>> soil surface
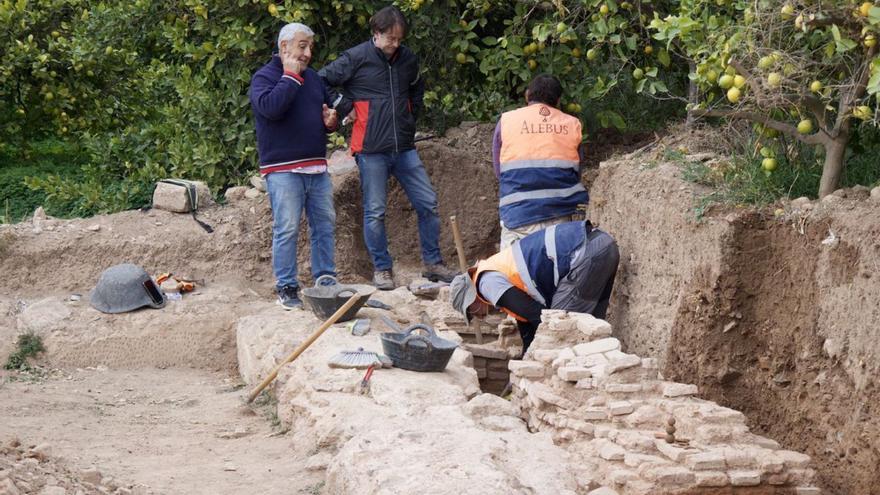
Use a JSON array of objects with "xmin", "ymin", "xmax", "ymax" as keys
[{"xmin": 0, "ymin": 367, "xmax": 323, "ymax": 495}]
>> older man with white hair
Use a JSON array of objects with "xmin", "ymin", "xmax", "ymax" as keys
[{"xmin": 250, "ymin": 23, "xmax": 339, "ymax": 309}]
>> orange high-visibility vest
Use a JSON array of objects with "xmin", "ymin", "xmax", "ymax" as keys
[{"xmin": 470, "ymin": 249, "xmax": 529, "ymax": 322}]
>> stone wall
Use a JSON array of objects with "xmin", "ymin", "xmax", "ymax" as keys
[{"xmin": 510, "ymin": 310, "xmax": 819, "ymax": 495}]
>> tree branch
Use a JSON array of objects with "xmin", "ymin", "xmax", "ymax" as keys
[
  {"xmin": 690, "ymin": 108, "xmax": 831, "ymax": 146},
  {"xmin": 834, "ymin": 44, "xmax": 878, "ymax": 135}
]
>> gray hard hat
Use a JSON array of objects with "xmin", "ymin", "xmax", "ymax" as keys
[
  {"xmin": 450, "ymin": 272, "xmax": 477, "ymax": 324},
  {"xmin": 89, "ymin": 263, "xmax": 166, "ymax": 314}
]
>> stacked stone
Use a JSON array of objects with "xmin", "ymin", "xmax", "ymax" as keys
[{"xmin": 509, "ymin": 310, "xmax": 821, "ymax": 495}]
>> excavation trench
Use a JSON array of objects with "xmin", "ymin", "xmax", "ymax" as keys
[{"xmin": 0, "ymin": 124, "xmax": 876, "ymax": 494}]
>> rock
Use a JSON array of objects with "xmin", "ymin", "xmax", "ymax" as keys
[
  {"xmin": 304, "ymin": 452, "xmax": 332, "ymax": 471},
  {"xmin": 0, "ymin": 479, "xmax": 21, "ymax": 495},
  {"xmin": 18, "ymin": 297, "xmax": 71, "ymax": 334},
  {"xmin": 596, "ymin": 439, "xmax": 626, "ymax": 461},
  {"xmin": 728, "ymin": 470, "xmax": 761, "ymax": 486},
  {"xmin": 574, "ymin": 314, "xmax": 613, "ymax": 338},
  {"xmin": 249, "ymin": 175, "xmax": 266, "ymax": 192},
  {"xmin": 850, "ymin": 185, "xmax": 871, "ymax": 199},
  {"xmin": 508, "ymin": 360, "xmax": 545, "ymax": 378},
  {"xmin": 605, "ymin": 354, "xmax": 641, "ymax": 374},
  {"xmin": 573, "ymin": 338, "xmax": 620, "ymax": 356},
  {"xmin": 608, "ymin": 401, "xmax": 634, "ymax": 416},
  {"xmin": 30, "ymin": 442, "xmax": 52, "ymax": 459},
  {"xmin": 686, "ymin": 452, "xmax": 726, "ymax": 471},
  {"xmin": 33, "ymin": 206, "xmax": 48, "ymax": 221},
  {"xmin": 822, "ymin": 338, "xmax": 844, "ymax": 360},
  {"xmin": 243, "ymin": 188, "xmax": 262, "ymax": 200},
  {"xmin": 328, "ymin": 150, "xmax": 357, "ymax": 175},
  {"xmin": 86, "ymin": 224, "xmax": 101, "ymax": 232},
  {"xmin": 587, "ymin": 488, "xmax": 620, "ymax": 495},
  {"xmin": 661, "ymin": 382, "xmax": 698, "ymax": 398},
  {"xmin": 462, "ymin": 393, "xmax": 517, "ymax": 419},
  {"xmin": 832, "ymin": 188, "xmax": 847, "ymax": 198},
  {"xmin": 870, "ymin": 186, "xmax": 880, "ymax": 202},
  {"xmin": 82, "ymin": 468, "xmax": 103, "ymax": 485},
  {"xmin": 152, "ymin": 180, "xmax": 213, "ymax": 213},
  {"xmin": 224, "ymin": 186, "xmax": 248, "ymax": 202},
  {"xmin": 557, "ymin": 366, "xmax": 591, "ymax": 382},
  {"xmin": 790, "ymin": 196, "xmax": 811, "ymax": 210},
  {"xmin": 821, "ymin": 193, "xmax": 842, "ymax": 204}
]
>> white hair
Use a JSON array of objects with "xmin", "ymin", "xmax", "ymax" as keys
[{"xmin": 277, "ymin": 23, "xmax": 314, "ymax": 51}]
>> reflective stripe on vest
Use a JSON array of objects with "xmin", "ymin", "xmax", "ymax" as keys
[
  {"xmin": 498, "ymin": 105, "xmax": 586, "ymax": 228},
  {"xmin": 544, "ymin": 225, "xmax": 559, "ymax": 286}
]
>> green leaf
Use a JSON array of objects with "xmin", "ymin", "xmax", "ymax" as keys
[
  {"xmin": 657, "ymin": 48, "xmax": 671, "ymax": 68},
  {"xmin": 596, "ymin": 109, "xmax": 626, "ymax": 130}
]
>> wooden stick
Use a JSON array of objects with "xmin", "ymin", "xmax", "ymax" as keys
[
  {"xmin": 449, "ymin": 215, "xmax": 468, "ymax": 273},
  {"xmin": 246, "ymin": 294, "xmax": 360, "ymax": 403},
  {"xmin": 449, "ymin": 215, "xmax": 482, "ymax": 344}
]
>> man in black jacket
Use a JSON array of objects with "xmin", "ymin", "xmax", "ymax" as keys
[{"xmin": 319, "ymin": 6, "xmax": 458, "ymax": 290}]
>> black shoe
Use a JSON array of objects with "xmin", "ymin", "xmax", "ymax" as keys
[
  {"xmin": 422, "ymin": 263, "xmax": 459, "ymax": 283},
  {"xmin": 276, "ymin": 285, "xmax": 302, "ymax": 310}
]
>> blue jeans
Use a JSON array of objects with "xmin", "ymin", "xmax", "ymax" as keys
[
  {"xmin": 356, "ymin": 150, "xmax": 442, "ymax": 271},
  {"xmin": 265, "ymin": 172, "xmax": 336, "ymax": 289}
]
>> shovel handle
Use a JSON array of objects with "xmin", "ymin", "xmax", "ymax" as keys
[{"xmin": 246, "ymin": 293, "xmax": 361, "ymax": 403}]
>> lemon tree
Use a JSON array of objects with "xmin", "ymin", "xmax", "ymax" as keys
[{"xmin": 652, "ymin": 0, "xmax": 880, "ymax": 197}]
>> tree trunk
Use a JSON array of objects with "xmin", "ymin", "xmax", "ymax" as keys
[{"xmin": 818, "ymin": 136, "xmax": 848, "ymax": 198}]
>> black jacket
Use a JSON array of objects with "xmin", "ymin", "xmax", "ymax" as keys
[{"xmin": 318, "ymin": 40, "xmax": 424, "ymax": 154}]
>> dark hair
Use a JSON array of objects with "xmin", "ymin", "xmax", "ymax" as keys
[
  {"xmin": 527, "ymin": 74, "xmax": 563, "ymax": 106},
  {"xmin": 370, "ymin": 6, "xmax": 408, "ymax": 36}
]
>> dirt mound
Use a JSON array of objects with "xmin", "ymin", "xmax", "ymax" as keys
[{"xmin": 591, "ymin": 148, "xmax": 880, "ymax": 495}]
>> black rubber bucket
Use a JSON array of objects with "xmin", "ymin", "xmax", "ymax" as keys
[
  {"xmin": 301, "ymin": 276, "xmax": 376, "ymax": 323},
  {"xmin": 380, "ymin": 324, "xmax": 457, "ymax": 372}
]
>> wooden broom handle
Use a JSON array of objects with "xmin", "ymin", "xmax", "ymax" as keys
[{"xmin": 246, "ymin": 294, "xmax": 361, "ymax": 404}]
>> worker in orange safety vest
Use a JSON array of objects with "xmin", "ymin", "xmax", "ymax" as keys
[
  {"xmin": 450, "ymin": 220, "xmax": 618, "ymax": 354},
  {"xmin": 492, "ymin": 74, "xmax": 588, "ymax": 248}
]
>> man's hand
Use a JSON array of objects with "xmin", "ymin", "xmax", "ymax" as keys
[
  {"xmin": 322, "ymin": 104, "xmax": 338, "ymax": 129},
  {"xmin": 341, "ymin": 108, "xmax": 357, "ymax": 126},
  {"xmin": 281, "ymin": 45, "xmax": 306, "ymax": 75}
]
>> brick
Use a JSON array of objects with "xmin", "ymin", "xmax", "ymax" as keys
[
  {"xmin": 588, "ymin": 364, "xmax": 608, "ymax": 380},
  {"xmin": 563, "ymin": 418, "xmax": 594, "ymax": 435},
  {"xmin": 686, "ymin": 452, "xmax": 726, "ymax": 471},
  {"xmin": 638, "ymin": 465, "xmax": 696, "ymax": 485},
  {"xmin": 574, "ymin": 353, "xmax": 609, "ymax": 368},
  {"xmin": 614, "ymin": 431, "xmax": 654, "ymax": 452},
  {"xmin": 604, "ymin": 349, "xmax": 628, "ymax": 360},
  {"xmin": 464, "ymin": 343, "xmax": 508, "ymax": 359},
  {"xmin": 557, "ymin": 366, "xmax": 591, "ymax": 382},
  {"xmin": 795, "ymin": 487, "xmax": 822, "ymax": 495},
  {"xmin": 776, "ymin": 450, "xmax": 812, "ymax": 469},
  {"xmin": 594, "ymin": 425, "xmax": 615, "ymax": 438},
  {"xmin": 575, "ymin": 314, "xmax": 613, "ymax": 338},
  {"xmin": 587, "ymin": 397, "xmax": 606, "ymax": 407},
  {"xmin": 655, "ymin": 440, "xmax": 698, "ymax": 463},
  {"xmin": 728, "ymin": 470, "xmax": 761, "ymax": 486},
  {"xmin": 476, "ymin": 368, "xmax": 487, "ymax": 379},
  {"xmin": 549, "ymin": 318, "xmax": 578, "ymax": 332},
  {"xmin": 624, "ymin": 453, "xmax": 667, "ymax": 468},
  {"xmin": 756, "ymin": 451, "xmax": 784, "ymax": 474},
  {"xmin": 575, "ymin": 378, "xmax": 594, "ymax": 389},
  {"xmin": 622, "ymin": 405, "xmax": 663, "ymax": 428},
  {"xmin": 641, "ymin": 357, "xmax": 658, "ymax": 369},
  {"xmin": 606, "ymin": 354, "xmax": 642, "ymax": 374},
  {"xmin": 473, "ymin": 357, "xmax": 487, "ymax": 368},
  {"xmin": 508, "ymin": 360, "xmax": 545, "ymax": 378},
  {"xmin": 661, "ymin": 382, "xmax": 699, "ymax": 397},
  {"xmin": 581, "ymin": 407, "xmax": 609, "ymax": 421},
  {"xmin": 487, "ymin": 369, "xmax": 509, "ymax": 380},
  {"xmin": 573, "ymin": 338, "xmax": 620, "ymax": 356},
  {"xmin": 604, "ymin": 383, "xmax": 641, "ymax": 394},
  {"xmin": 531, "ymin": 349, "xmax": 559, "ymax": 364},
  {"xmin": 697, "ymin": 424, "xmax": 747, "ymax": 444},
  {"xmin": 608, "ymin": 401, "xmax": 634, "ymax": 416},
  {"xmin": 597, "ymin": 439, "xmax": 626, "ymax": 461},
  {"xmin": 698, "ymin": 404, "xmax": 746, "ymax": 424},
  {"xmin": 695, "ymin": 471, "xmax": 729, "ymax": 487},
  {"xmin": 722, "ymin": 447, "xmax": 756, "ymax": 469}
]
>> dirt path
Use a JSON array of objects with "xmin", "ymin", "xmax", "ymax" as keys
[{"xmin": 0, "ymin": 367, "xmax": 323, "ymax": 494}]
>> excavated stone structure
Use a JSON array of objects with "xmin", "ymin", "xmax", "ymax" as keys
[
  {"xmin": 511, "ymin": 310, "xmax": 820, "ymax": 494},
  {"xmin": 237, "ymin": 288, "xmax": 821, "ymax": 495}
]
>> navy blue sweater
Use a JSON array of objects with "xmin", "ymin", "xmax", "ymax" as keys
[{"xmin": 250, "ymin": 56, "xmax": 335, "ymax": 175}]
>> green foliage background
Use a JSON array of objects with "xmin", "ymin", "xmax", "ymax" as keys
[{"xmin": 1, "ymin": 0, "xmax": 686, "ymax": 217}]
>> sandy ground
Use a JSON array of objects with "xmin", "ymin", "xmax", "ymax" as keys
[{"xmin": 0, "ymin": 367, "xmax": 324, "ymax": 494}]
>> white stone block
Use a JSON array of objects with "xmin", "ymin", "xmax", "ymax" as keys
[
  {"xmin": 574, "ymin": 353, "xmax": 609, "ymax": 368},
  {"xmin": 574, "ymin": 378, "xmax": 594, "ymax": 389},
  {"xmin": 795, "ymin": 488, "xmax": 822, "ymax": 495},
  {"xmin": 508, "ymin": 360, "xmax": 546, "ymax": 378},
  {"xmin": 722, "ymin": 447, "xmax": 756, "ymax": 468},
  {"xmin": 558, "ymin": 366, "xmax": 591, "ymax": 382},
  {"xmin": 531, "ymin": 349, "xmax": 560, "ymax": 364},
  {"xmin": 604, "ymin": 383, "xmax": 641, "ymax": 394},
  {"xmin": 587, "ymin": 487, "xmax": 619, "ymax": 495},
  {"xmin": 573, "ymin": 338, "xmax": 620, "ymax": 356},
  {"xmin": 608, "ymin": 401, "xmax": 634, "ymax": 416},
  {"xmin": 606, "ymin": 354, "xmax": 642, "ymax": 374},
  {"xmin": 152, "ymin": 180, "xmax": 213, "ymax": 213},
  {"xmin": 638, "ymin": 465, "xmax": 696, "ymax": 485},
  {"xmin": 695, "ymin": 471, "xmax": 729, "ymax": 487},
  {"xmin": 728, "ymin": 470, "xmax": 761, "ymax": 486},
  {"xmin": 597, "ymin": 440, "xmax": 626, "ymax": 461},
  {"xmin": 776, "ymin": 450, "xmax": 812, "ymax": 469},
  {"xmin": 581, "ymin": 407, "xmax": 608, "ymax": 421},
  {"xmin": 624, "ymin": 453, "xmax": 667, "ymax": 468},
  {"xmin": 686, "ymin": 452, "xmax": 726, "ymax": 471},
  {"xmin": 574, "ymin": 314, "xmax": 613, "ymax": 338},
  {"xmin": 661, "ymin": 382, "xmax": 699, "ymax": 397}
]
